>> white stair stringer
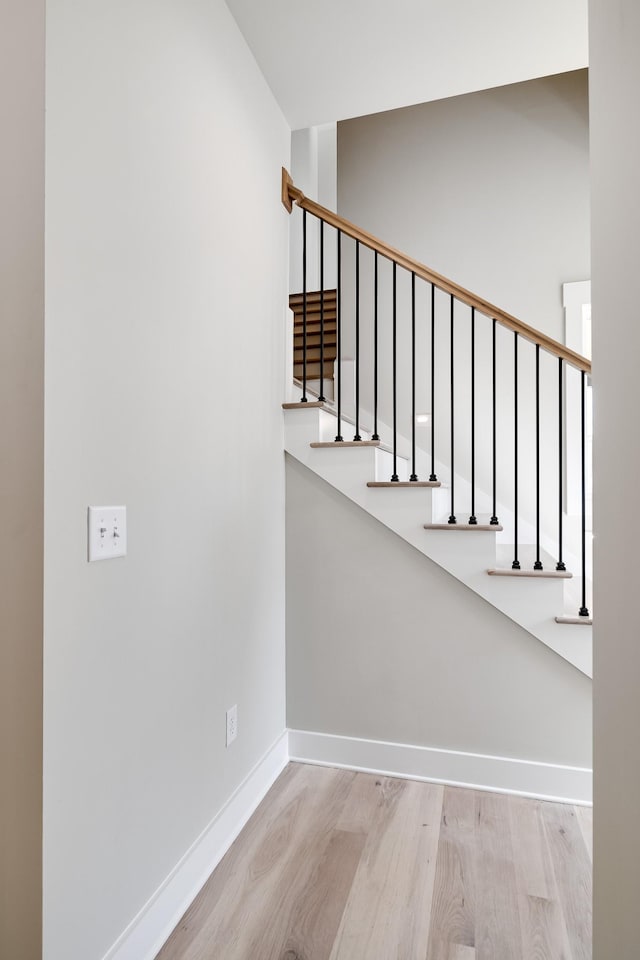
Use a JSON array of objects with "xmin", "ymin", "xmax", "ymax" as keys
[
  {"xmin": 284, "ymin": 406, "xmax": 592, "ymax": 678},
  {"xmin": 291, "ymin": 377, "xmax": 592, "ymax": 602}
]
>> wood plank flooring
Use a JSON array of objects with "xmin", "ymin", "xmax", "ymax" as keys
[{"xmin": 156, "ymin": 763, "xmax": 592, "ymax": 960}]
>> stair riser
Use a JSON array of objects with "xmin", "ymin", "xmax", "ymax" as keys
[
  {"xmin": 284, "ymin": 407, "xmax": 333, "ymax": 450},
  {"xmin": 298, "ymin": 379, "xmax": 335, "ymax": 402},
  {"xmin": 421, "ymin": 530, "xmax": 500, "ymax": 578},
  {"xmin": 294, "ymin": 362, "xmax": 335, "ymax": 380},
  {"xmin": 363, "ymin": 486, "xmax": 440, "ymax": 529},
  {"xmin": 292, "ymin": 313, "xmax": 337, "ymax": 325},
  {"xmin": 375, "ymin": 447, "xmax": 409, "ymax": 482},
  {"xmin": 308, "ymin": 446, "xmax": 382, "ymax": 502},
  {"xmin": 294, "ymin": 349, "xmax": 337, "ymax": 363},
  {"xmin": 290, "ymin": 293, "xmax": 337, "ymax": 308},
  {"xmin": 293, "ymin": 325, "xmax": 337, "ymax": 339},
  {"xmin": 293, "ymin": 333, "xmax": 337, "ymax": 353},
  {"xmin": 483, "ymin": 576, "xmax": 567, "ymax": 630}
]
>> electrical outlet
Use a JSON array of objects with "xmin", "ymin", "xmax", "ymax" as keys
[{"xmin": 226, "ymin": 705, "xmax": 238, "ymax": 747}]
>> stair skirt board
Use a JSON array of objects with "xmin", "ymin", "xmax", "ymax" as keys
[
  {"xmin": 488, "ymin": 568, "xmax": 574, "ymax": 579},
  {"xmin": 283, "ymin": 405, "xmax": 592, "ymax": 677},
  {"xmin": 102, "ymin": 731, "xmax": 289, "ymax": 960},
  {"xmin": 288, "ymin": 731, "xmax": 592, "ymax": 806},
  {"xmin": 424, "ymin": 523, "xmax": 504, "ymax": 532}
]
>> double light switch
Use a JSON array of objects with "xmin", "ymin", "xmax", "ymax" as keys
[{"xmin": 88, "ymin": 506, "xmax": 127, "ymax": 561}]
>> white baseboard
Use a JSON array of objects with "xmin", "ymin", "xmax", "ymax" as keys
[
  {"xmin": 102, "ymin": 730, "xmax": 289, "ymax": 960},
  {"xmin": 288, "ymin": 729, "xmax": 592, "ymax": 806}
]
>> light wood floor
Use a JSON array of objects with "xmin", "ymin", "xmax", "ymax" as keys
[{"xmin": 156, "ymin": 763, "xmax": 592, "ymax": 960}]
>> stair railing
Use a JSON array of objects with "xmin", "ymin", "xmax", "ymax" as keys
[{"xmin": 282, "ymin": 168, "xmax": 592, "ymax": 619}]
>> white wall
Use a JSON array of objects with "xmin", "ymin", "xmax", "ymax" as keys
[
  {"xmin": 286, "ymin": 456, "xmax": 592, "ymax": 769},
  {"xmin": 317, "ymin": 124, "xmax": 337, "ymax": 214},
  {"xmin": 226, "ymin": 0, "xmax": 588, "ymax": 129},
  {"xmin": 289, "ymin": 127, "xmax": 319, "ymax": 293},
  {"xmin": 0, "ymin": 2, "xmax": 45, "ymax": 958},
  {"xmin": 590, "ymin": 1, "xmax": 640, "ymax": 955},
  {"xmin": 289, "ymin": 124, "xmax": 337, "ymax": 292},
  {"xmin": 43, "ymin": 3, "xmax": 289, "ymax": 958}
]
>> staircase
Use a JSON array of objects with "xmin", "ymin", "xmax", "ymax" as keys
[
  {"xmin": 282, "ymin": 168, "xmax": 592, "ymax": 679},
  {"xmin": 290, "ymin": 289, "xmax": 337, "ymax": 389}
]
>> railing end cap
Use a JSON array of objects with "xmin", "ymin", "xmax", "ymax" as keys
[{"xmin": 281, "ymin": 167, "xmax": 304, "ymax": 213}]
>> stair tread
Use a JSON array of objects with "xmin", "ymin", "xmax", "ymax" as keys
[
  {"xmin": 290, "ymin": 289, "xmax": 337, "ymax": 303},
  {"xmin": 424, "ymin": 522, "xmax": 504, "ymax": 532},
  {"xmin": 294, "ymin": 322, "xmax": 337, "ymax": 331},
  {"xmin": 367, "ymin": 480, "xmax": 441, "ymax": 488},
  {"xmin": 293, "ymin": 330, "xmax": 338, "ymax": 349},
  {"xmin": 294, "ymin": 359, "xmax": 337, "ymax": 366},
  {"xmin": 555, "ymin": 615, "xmax": 593, "ymax": 625},
  {"xmin": 310, "ymin": 440, "xmax": 381, "ymax": 448},
  {"xmin": 282, "ymin": 401, "xmax": 329, "ymax": 409},
  {"xmin": 294, "ymin": 349, "xmax": 338, "ymax": 359},
  {"xmin": 294, "ymin": 365, "xmax": 335, "ymax": 377},
  {"xmin": 294, "ymin": 362, "xmax": 335, "ymax": 368},
  {"xmin": 294, "ymin": 357, "xmax": 335, "ymax": 364},
  {"xmin": 290, "ymin": 306, "xmax": 336, "ymax": 316},
  {"xmin": 488, "ymin": 567, "xmax": 573, "ymax": 579},
  {"xmin": 294, "ymin": 324, "xmax": 337, "ymax": 332}
]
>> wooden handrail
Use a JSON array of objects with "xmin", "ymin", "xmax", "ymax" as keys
[{"xmin": 281, "ymin": 168, "xmax": 591, "ymax": 374}]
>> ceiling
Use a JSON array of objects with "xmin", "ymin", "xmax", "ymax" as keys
[{"xmin": 225, "ymin": 0, "xmax": 588, "ymax": 129}]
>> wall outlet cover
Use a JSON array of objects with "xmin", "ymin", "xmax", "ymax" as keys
[{"xmin": 226, "ymin": 705, "xmax": 238, "ymax": 747}]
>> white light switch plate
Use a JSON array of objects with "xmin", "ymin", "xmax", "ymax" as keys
[{"xmin": 88, "ymin": 506, "xmax": 127, "ymax": 561}]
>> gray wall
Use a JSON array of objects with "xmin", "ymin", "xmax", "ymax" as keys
[
  {"xmin": 43, "ymin": 2, "xmax": 289, "ymax": 958},
  {"xmin": 0, "ymin": 2, "xmax": 44, "ymax": 958},
  {"xmin": 338, "ymin": 70, "xmax": 589, "ymax": 341},
  {"xmin": 286, "ymin": 455, "xmax": 592, "ymax": 769},
  {"xmin": 590, "ymin": 2, "xmax": 640, "ymax": 956},
  {"xmin": 333, "ymin": 73, "xmax": 590, "ymax": 556}
]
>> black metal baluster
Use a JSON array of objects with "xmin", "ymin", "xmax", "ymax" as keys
[
  {"xmin": 579, "ymin": 370, "xmax": 590, "ymax": 617},
  {"xmin": 334, "ymin": 229, "xmax": 343, "ymax": 442},
  {"xmin": 469, "ymin": 307, "xmax": 477, "ymax": 524},
  {"xmin": 410, "ymin": 272, "xmax": 418, "ymax": 481},
  {"xmin": 490, "ymin": 319, "xmax": 499, "ymax": 525},
  {"xmin": 372, "ymin": 251, "xmax": 380, "ymax": 441},
  {"xmin": 301, "ymin": 209, "xmax": 307, "ymax": 402},
  {"xmin": 429, "ymin": 284, "xmax": 438, "ymax": 482},
  {"xmin": 448, "ymin": 295, "xmax": 456, "ymax": 524},
  {"xmin": 354, "ymin": 240, "xmax": 362, "ymax": 441},
  {"xmin": 556, "ymin": 358, "xmax": 566, "ymax": 571},
  {"xmin": 318, "ymin": 220, "xmax": 325, "ymax": 402},
  {"xmin": 391, "ymin": 262, "xmax": 399, "ymax": 481},
  {"xmin": 512, "ymin": 332, "xmax": 520, "ymax": 569},
  {"xmin": 534, "ymin": 344, "xmax": 543, "ymax": 570}
]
